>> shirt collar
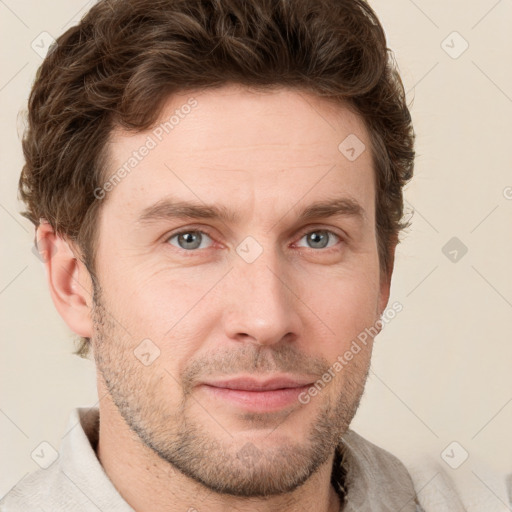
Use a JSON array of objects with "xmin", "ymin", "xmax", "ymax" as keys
[{"xmin": 336, "ymin": 429, "xmax": 419, "ymax": 511}]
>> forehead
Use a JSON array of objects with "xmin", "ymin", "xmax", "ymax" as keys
[{"xmin": 102, "ymin": 85, "xmax": 374, "ymax": 223}]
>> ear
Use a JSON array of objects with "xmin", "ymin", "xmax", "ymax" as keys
[
  {"xmin": 35, "ymin": 220, "xmax": 94, "ymax": 338},
  {"xmin": 377, "ymin": 236, "xmax": 398, "ymax": 318}
]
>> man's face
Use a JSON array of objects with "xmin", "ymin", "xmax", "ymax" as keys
[{"xmin": 90, "ymin": 85, "xmax": 390, "ymax": 496}]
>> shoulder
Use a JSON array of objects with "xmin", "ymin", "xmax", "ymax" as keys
[
  {"xmin": 405, "ymin": 453, "xmax": 511, "ymax": 512},
  {"xmin": 347, "ymin": 434, "xmax": 512, "ymax": 512},
  {"xmin": 0, "ymin": 407, "xmax": 116, "ymax": 512},
  {"xmin": 0, "ymin": 464, "xmax": 71, "ymax": 511}
]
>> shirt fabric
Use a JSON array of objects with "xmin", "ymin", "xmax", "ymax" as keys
[{"xmin": 0, "ymin": 407, "xmax": 444, "ymax": 511}]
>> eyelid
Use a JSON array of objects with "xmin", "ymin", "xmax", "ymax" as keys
[{"xmin": 294, "ymin": 223, "xmax": 345, "ymax": 239}]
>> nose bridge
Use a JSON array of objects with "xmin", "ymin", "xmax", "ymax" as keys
[{"xmin": 222, "ymin": 239, "xmax": 300, "ymax": 345}]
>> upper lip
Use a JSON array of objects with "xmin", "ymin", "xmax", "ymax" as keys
[{"xmin": 201, "ymin": 375, "xmax": 315, "ymax": 391}]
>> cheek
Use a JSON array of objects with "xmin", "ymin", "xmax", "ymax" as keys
[
  {"xmin": 99, "ymin": 267, "xmax": 221, "ymax": 368},
  {"xmin": 300, "ymin": 267, "xmax": 381, "ymax": 351}
]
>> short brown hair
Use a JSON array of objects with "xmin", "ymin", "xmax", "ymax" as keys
[{"xmin": 19, "ymin": 0, "xmax": 415, "ymax": 358}]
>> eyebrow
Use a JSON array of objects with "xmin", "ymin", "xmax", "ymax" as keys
[{"xmin": 136, "ymin": 196, "xmax": 366, "ymax": 226}]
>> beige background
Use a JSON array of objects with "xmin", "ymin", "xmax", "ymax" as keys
[{"xmin": 1, "ymin": 0, "xmax": 511, "ymax": 504}]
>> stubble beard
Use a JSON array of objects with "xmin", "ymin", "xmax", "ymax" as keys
[{"xmin": 91, "ymin": 291, "xmax": 370, "ymax": 497}]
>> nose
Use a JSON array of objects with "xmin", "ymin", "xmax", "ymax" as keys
[{"xmin": 221, "ymin": 247, "xmax": 302, "ymax": 347}]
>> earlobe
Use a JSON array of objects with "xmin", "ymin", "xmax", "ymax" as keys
[{"xmin": 36, "ymin": 220, "xmax": 94, "ymax": 338}]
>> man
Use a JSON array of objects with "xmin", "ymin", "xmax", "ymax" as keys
[{"xmin": 2, "ymin": 0, "xmax": 432, "ymax": 510}]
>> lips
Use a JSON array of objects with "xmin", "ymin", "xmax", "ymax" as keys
[
  {"xmin": 198, "ymin": 375, "xmax": 315, "ymax": 412},
  {"xmin": 201, "ymin": 376, "xmax": 315, "ymax": 391}
]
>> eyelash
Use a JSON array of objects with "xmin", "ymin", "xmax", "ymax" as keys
[{"xmin": 164, "ymin": 225, "xmax": 344, "ymax": 256}]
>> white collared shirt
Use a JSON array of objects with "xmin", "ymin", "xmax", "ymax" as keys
[{"xmin": 4, "ymin": 407, "xmax": 500, "ymax": 511}]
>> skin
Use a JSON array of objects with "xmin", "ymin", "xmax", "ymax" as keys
[{"xmin": 38, "ymin": 84, "xmax": 396, "ymax": 512}]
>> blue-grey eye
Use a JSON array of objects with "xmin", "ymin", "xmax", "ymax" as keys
[
  {"xmin": 168, "ymin": 231, "xmax": 213, "ymax": 250},
  {"xmin": 297, "ymin": 230, "xmax": 339, "ymax": 249}
]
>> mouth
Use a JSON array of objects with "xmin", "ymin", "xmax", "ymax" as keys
[{"xmin": 198, "ymin": 375, "xmax": 315, "ymax": 412}]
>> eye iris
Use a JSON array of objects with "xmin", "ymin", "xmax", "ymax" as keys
[
  {"xmin": 307, "ymin": 231, "xmax": 329, "ymax": 249},
  {"xmin": 178, "ymin": 231, "xmax": 202, "ymax": 250}
]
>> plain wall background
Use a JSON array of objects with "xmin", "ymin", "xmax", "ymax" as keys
[{"xmin": 1, "ymin": 0, "xmax": 511, "ymax": 502}]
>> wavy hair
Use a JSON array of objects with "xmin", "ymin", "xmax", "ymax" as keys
[{"xmin": 19, "ymin": 0, "xmax": 415, "ymax": 357}]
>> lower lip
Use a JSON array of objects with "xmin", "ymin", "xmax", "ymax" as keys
[{"xmin": 200, "ymin": 384, "xmax": 311, "ymax": 412}]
